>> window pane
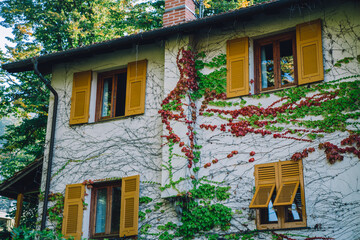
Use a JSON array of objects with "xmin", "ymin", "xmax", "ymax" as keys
[
  {"xmin": 101, "ymin": 77, "xmax": 113, "ymax": 117},
  {"xmin": 260, "ymin": 189, "xmax": 278, "ymax": 224},
  {"xmin": 95, "ymin": 188, "xmax": 107, "ymax": 233},
  {"xmin": 260, "ymin": 44, "xmax": 274, "ymax": 89},
  {"xmin": 280, "ymin": 40, "xmax": 294, "ymax": 85},
  {"xmin": 111, "ymin": 187, "xmax": 121, "ymax": 233},
  {"xmin": 115, "ymin": 73, "xmax": 127, "ymax": 117},
  {"xmin": 284, "ymin": 187, "xmax": 303, "ymax": 222}
]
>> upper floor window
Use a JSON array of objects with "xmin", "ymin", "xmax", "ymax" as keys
[
  {"xmin": 226, "ymin": 19, "xmax": 324, "ymax": 98},
  {"xmin": 69, "ymin": 60, "xmax": 148, "ymax": 125},
  {"xmin": 254, "ymin": 32, "xmax": 297, "ymax": 92},
  {"xmin": 96, "ymin": 69, "xmax": 127, "ymax": 121}
]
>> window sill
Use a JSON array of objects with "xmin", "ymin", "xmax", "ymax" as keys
[
  {"xmin": 256, "ymin": 84, "xmax": 297, "ymax": 95},
  {"xmin": 70, "ymin": 113, "xmax": 144, "ymax": 127},
  {"xmin": 256, "ymin": 226, "xmax": 309, "ymax": 232}
]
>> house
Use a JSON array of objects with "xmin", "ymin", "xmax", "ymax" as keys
[{"xmin": 2, "ymin": 0, "xmax": 360, "ymax": 239}]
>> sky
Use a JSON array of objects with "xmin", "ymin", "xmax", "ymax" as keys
[{"xmin": 0, "ymin": 17, "xmax": 14, "ymax": 53}]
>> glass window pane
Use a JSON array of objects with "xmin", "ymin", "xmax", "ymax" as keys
[
  {"xmin": 115, "ymin": 73, "xmax": 127, "ymax": 117},
  {"xmin": 95, "ymin": 188, "xmax": 107, "ymax": 233},
  {"xmin": 101, "ymin": 77, "xmax": 113, "ymax": 117},
  {"xmin": 280, "ymin": 40, "xmax": 294, "ymax": 85},
  {"xmin": 260, "ymin": 44, "xmax": 274, "ymax": 89},
  {"xmin": 285, "ymin": 187, "xmax": 303, "ymax": 222},
  {"xmin": 111, "ymin": 187, "xmax": 121, "ymax": 233}
]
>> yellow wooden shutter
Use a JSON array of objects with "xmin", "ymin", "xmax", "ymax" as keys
[
  {"xmin": 119, "ymin": 175, "xmax": 140, "ymax": 237},
  {"xmin": 273, "ymin": 161, "xmax": 301, "ymax": 206},
  {"xmin": 226, "ymin": 37, "xmax": 249, "ymax": 98},
  {"xmin": 296, "ymin": 19, "xmax": 324, "ymax": 85},
  {"xmin": 62, "ymin": 183, "xmax": 85, "ymax": 240},
  {"xmin": 249, "ymin": 163, "xmax": 277, "ymax": 208},
  {"xmin": 69, "ymin": 71, "xmax": 92, "ymax": 125},
  {"xmin": 125, "ymin": 60, "xmax": 147, "ymax": 116}
]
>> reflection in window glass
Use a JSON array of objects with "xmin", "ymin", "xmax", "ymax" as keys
[
  {"xmin": 285, "ymin": 187, "xmax": 302, "ymax": 222},
  {"xmin": 260, "ymin": 44, "xmax": 274, "ymax": 89},
  {"xmin": 280, "ymin": 40, "xmax": 294, "ymax": 85},
  {"xmin": 95, "ymin": 188, "xmax": 107, "ymax": 233},
  {"xmin": 111, "ymin": 187, "xmax": 121, "ymax": 233},
  {"xmin": 268, "ymin": 200, "xmax": 278, "ymax": 222},
  {"xmin": 101, "ymin": 78, "xmax": 112, "ymax": 117}
]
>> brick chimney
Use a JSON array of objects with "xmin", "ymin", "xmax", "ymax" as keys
[{"xmin": 163, "ymin": 0, "xmax": 197, "ymax": 27}]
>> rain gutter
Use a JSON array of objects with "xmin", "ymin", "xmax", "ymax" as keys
[{"xmin": 32, "ymin": 57, "xmax": 58, "ymax": 231}]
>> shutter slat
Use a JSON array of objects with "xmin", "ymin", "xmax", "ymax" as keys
[
  {"xmin": 280, "ymin": 162, "xmax": 300, "ymax": 180},
  {"xmin": 70, "ymin": 71, "xmax": 92, "ymax": 125},
  {"xmin": 296, "ymin": 19, "xmax": 324, "ymax": 85},
  {"xmin": 257, "ymin": 165, "xmax": 276, "ymax": 184},
  {"xmin": 62, "ymin": 183, "xmax": 84, "ymax": 240},
  {"xmin": 125, "ymin": 60, "xmax": 147, "ymax": 116},
  {"xmin": 119, "ymin": 175, "xmax": 140, "ymax": 237},
  {"xmin": 227, "ymin": 37, "xmax": 249, "ymax": 98}
]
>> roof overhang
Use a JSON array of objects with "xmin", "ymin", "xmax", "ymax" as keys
[
  {"xmin": 0, "ymin": 159, "xmax": 42, "ymax": 202},
  {"xmin": 1, "ymin": 0, "xmax": 302, "ymax": 75}
]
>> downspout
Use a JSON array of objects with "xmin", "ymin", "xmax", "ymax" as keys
[{"xmin": 31, "ymin": 57, "xmax": 58, "ymax": 231}]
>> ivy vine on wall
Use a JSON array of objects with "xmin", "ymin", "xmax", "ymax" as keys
[{"xmin": 155, "ymin": 47, "xmax": 359, "ymax": 239}]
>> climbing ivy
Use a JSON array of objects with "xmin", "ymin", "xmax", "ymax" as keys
[{"xmin": 154, "ymin": 48, "xmax": 359, "ymax": 240}]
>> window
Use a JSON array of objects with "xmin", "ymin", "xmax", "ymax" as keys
[
  {"xmin": 62, "ymin": 175, "xmax": 140, "ymax": 240},
  {"xmin": 254, "ymin": 32, "xmax": 297, "ymax": 92},
  {"xmin": 96, "ymin": 69, "xmax": 128, "ymax": 120},
  {"xmin": 90, "ymin": 181, "xmax": 122, "ymax": 238},
  {"xmin": 226, "ymin": 19, "xmax": 324, "ymax": 98},
  {"xmin": 249, "ymin": 160, "xmax": 306, "ymax": 229},
  {"xmin": 69, "ymin": 60, "xmax": 147, "ymax": 125}
]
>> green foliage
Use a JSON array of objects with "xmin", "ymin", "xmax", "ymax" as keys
[
  {"xmin": 139, "ymin": 196, "xmax": 153, "ymax": 204},
  {"xmin": 176, "ymin": 200, "xmax": 232, "ymax": 239},
  {"xmin": 192, "ymin": 53, "xmax": 227, "ymax": 99},
  {"xmin": 7, "ymin": 200, "xmax": 38, "ymax": 230},
  {"xmin": 202, "ymin": 0, "xmax": 268, "ymax": 16},
  {"xmin": 11, "ymin": 227, "xmax": 67, "ymax": 240},
  {"xmin": 159, "ymin": 231, "xmax": 175, "ymax": 240},
  {"xmin": 208, "ymin": 234, "xmax": 220, "ymax": 240},
  {"xmin": 139, "ymin": 211, "xmax": 146, "ymax": 221},
  {"xmin": 190, "ymin": 184, "xmax": 231, "ymax": 201},
  {"xmin": 158, "ymin": 222, "xmax": 177, "ymax": 231},
  {"xmin": 0, "ymin": 0, "xmax": 164, "ymax": 54},
  {"xmin": 274, "ymin": 77, "xmax": 360, "ymax": 133},
  {"xmin": 140, "ymin": 223, "xmax": 152, "ymax": 234},
  {"xmin": 47, "ymin": 193, "xmax": 65, "ymax": 234}
]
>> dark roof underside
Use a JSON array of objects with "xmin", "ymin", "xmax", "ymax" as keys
[
  {"xmin": 2, "ymin": 0, "xmax": 302, "ymax": 74},
  {"xmin": 0, "ymin": 159, "xmax": 42, "ymax": 202}
]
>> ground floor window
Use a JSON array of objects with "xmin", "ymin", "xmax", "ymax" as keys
[{"xmin": 249, "ymin": 160, "xmax": 306, "ymax": 229}]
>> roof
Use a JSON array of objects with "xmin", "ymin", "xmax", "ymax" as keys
[
  {"xmin": 1, "ymin": 0, "xmax": 302, "ymax": 74},
  {"xmin": 0, "ymin": 159, "xmax": 43, "ymax": 202}
]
